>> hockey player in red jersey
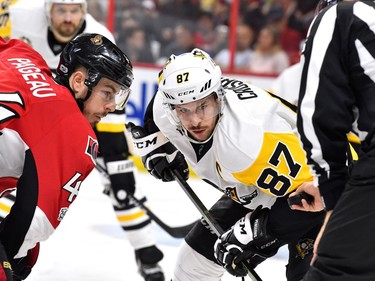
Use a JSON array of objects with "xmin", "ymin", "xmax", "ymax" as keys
[
  {"xmin": 0, "ymin": 33, "xmax": 133, "ymax": 280},
  {"xmin": 6, "ymin": 1, "xmax": 165, "ymax": 280}
]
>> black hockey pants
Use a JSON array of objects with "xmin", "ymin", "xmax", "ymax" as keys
[{"xmin": 303, "ymin": 154, "xmax": 375, "ymax": 281}]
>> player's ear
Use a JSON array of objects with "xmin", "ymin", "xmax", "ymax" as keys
[{"xmin": 69, "ymin": 70, "xmax": 86, "ymax": 98}]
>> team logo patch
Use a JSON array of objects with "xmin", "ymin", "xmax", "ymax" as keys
[
  {"xmin": 295, "ymin": 238, "xmax": 314, "ymax": 259},
  {"xmin": 192, "ymin": 49, "xmax": 207, "ymax": 59},
  {"xmin": 239, "ymin": 190, "xmax": 258, "ymax": 205},
  {"xmin": 225, "ymin": 187, "xmax": 258, "ymax": 205},
  {"xmin": 58, "ymin": 207, "xmax": 68, "ymax": 221},
  {"xmin": 90, "ymin": 34, "xmax": 103, "ymax": 45},
  {"xmin": 85, "ymin": 136, "xmax": 98, "ymax": 164},
  {"xmin": 225, "ymin": 187, "xmax": 239, "ymax": 201}
]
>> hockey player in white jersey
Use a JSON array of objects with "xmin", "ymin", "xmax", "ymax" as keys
[
  {"xmin": 128, "ymin": 49, "xmax": 326, "ymax": 281},
  {"xmin": 5, "ymin": 1, "xmax": 165, "ymax": 280},
  {"xmin": 9, "ymin": 0, "xmax": 114, "ymax": 71}
]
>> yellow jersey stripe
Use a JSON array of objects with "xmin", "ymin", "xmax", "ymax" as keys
[
  {"xmin": 117, "ymin": 210, "xmax": 146, "ymax": 222},
  {"xmin": 0, "ymin": 202, "xmax": 11, "ymax": 213},
  {"xmin": 96, "ymin": 122, "xmax": 125, "ymax": 133}
]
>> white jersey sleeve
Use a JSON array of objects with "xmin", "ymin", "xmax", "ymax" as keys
[{"xmin": 270, "ymin": 62, "xmax": 302, "ymax": 105}]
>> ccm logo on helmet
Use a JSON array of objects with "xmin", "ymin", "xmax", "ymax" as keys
[{"xmin": 177, "ymin": 90, "xmax": 194, "ymax": 96}]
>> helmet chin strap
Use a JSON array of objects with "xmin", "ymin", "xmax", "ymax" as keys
[
  {"xmin": 75, "ymin": 79, "xmax": 94, "ymax": 111},
  {"xmin": 75, "ymin": 99, "xmax": 85, "ymax": 112},
  {"xmin": 75, "ymin": 86, "xmax": 92, "ymax": 112},
  {"xmin": 54, "ymin": 75, "xmax": 93, "ymax": 112}
]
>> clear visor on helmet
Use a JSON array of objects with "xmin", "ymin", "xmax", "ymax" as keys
[
  {"xmin": 115, "ymin": 87, "xmax": 132, "ymax": 110},
  {"xmin": 92, "ymin": 86, "xmax": 131, "ymax": 111},
  {"xmin": 167, "ymin": 92, "xmax": 222, "ymax": 125}
]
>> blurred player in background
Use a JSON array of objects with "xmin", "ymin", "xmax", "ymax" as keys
[{"xmin": 5, "ymin": 0, "xmax": 165, "ymax": 280}]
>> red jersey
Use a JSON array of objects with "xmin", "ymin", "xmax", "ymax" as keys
[{"xmin": 0, "ymin": 37, "xmax": 98, "ymax": 260}]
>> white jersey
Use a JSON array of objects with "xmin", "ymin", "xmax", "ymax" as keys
[
  {"xmin": 9, "ymin": 0, "xmax": 115, "ymax": 70},
  {"xmin": 270, "ymin": 62, "xmax": 302, "ymax": 105},
  {"xmin": 153, "ymin": 77, "xmax": 313, "ymax": 210}
]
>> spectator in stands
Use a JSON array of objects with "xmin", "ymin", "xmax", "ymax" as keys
[
  {"xmin": 214, "ymin": 24, "xmax": 254, "ymax": 71},
  {"xmin": 293, "ymin": 0, "xmax": 320, "ymax": 30},
  {"xmin": 210, "ymin": 24, "xmax": 229, "ymax": 57},
  {"xmin": 242, "ymin": 0, "xmax": 278, "ymax": 39},
  {"xmin": 87, "ymin": 0, "xmax": 106, "ymax": 25},
  {"xmin": 157, "ymin": 22, "xmax": 197, "ymax": 65},
  {"xmin": 194, "ymin": 11, "xmax": 217, "ymax": 55},
  {"xmin": 159, "ymin": 0, "xmax": 200, "ymax": 22},
  {"xmin": 118, "ymin": 12, "xmax": 141, "ymax": 34},
  {"xmin": 139, "ymin": 0, "xmax": 162, "ymax": 58},
  {"xmin": 118, "ymin": 26, "xmax": 155, "ymax": 64},
  {"xmin": 248, "ymin": 25, "xmax": 289, "ymax": 74},
  {"xmin": 273, "ymin": 0, "xmax": 316, "ymax": 65},
  {"xmin": 210, "ymin": 1, "xmax": 230, "ymax": 26}
]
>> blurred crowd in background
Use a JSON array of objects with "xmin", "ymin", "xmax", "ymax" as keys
[{"xmin": 88, "ymin": 0, "xmax": 320, "ymax": 75}]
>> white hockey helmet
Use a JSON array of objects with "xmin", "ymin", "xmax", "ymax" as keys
[
  {"xmin": 159, "ymin": 49, "xmax": 224, "ymax": 141},
  {"xmin": 159, "ymin": 48, "xmax": 222, "ymax": 106}
]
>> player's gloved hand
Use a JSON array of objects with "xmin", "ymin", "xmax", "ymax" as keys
[
  {"xmin": 105, "ymin": 158, "xmax": 136, "ymax": 206},
  {"xmin": 214, "ymin": 206, "xmax": 281, "ymax": 277},
  {"xmin": 127, "ymin": 122, "xmax": 189, "ymax": 182},
  {"xmin": 11, "ymin": 243, "xmax": 39, "ymax": 280},
  {"xmin": 12, "ymin": 257, "xmax": 31, "ymax": 281}
]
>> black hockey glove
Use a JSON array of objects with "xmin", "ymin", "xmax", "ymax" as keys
[
  {"xmin": 214, "ymin": 206, "xmax": 281, "ymax": 277},
  {"xmin": 11, "ymin": 257, "xmax": 31, "ymax": 281},
  {"xmin": 10, "ymin": 243, "xmax": 39, "ymax": 281},
  {"xmin": 105, "ymin": 158, "xmax": 136, "ymax": 206},
  {"xmin": 127, "ymin": 122, "xmax": 189, "ymax": 182}
]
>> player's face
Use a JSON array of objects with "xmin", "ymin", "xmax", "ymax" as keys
[
  {"xmin": 82, "ymin": 77, "xmax": 122, "ymax": 126},
  {"xmin": 50, "ymin": 4, "xmax": 84, "ymax": 38},
  {"xmin": 175, "ymin": 94, "xmax": 221, "ymax": 142}
]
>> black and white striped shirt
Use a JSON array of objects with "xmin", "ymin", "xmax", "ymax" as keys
[{"xmin": 297, "ymin": 1, "xmax": 375, "ymax": 210}]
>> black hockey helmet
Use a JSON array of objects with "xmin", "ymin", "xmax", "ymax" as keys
[{"xmin": 56, "ymin": 33, "xmax": 134, "ymax": 109}]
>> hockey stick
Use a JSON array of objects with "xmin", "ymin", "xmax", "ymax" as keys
[
  {"xmin": 95, "ymin": 163, "xmax": 197, "ymax": 238},
  {"xmin": 171, "ymin": 169, "xmax": 263, "ymax": 281}
]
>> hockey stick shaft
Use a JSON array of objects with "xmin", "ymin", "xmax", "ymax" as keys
[
  {"xmin": 95, "ymin": 163, "xmax": 196, "ymax": 238},
  {"xmin": 128, "ymin": 193, "xmax": 196, "ymax": 238},
  {"xmin": 171, "ymin": 169, "xmax": 263, "ymax": 281}
]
